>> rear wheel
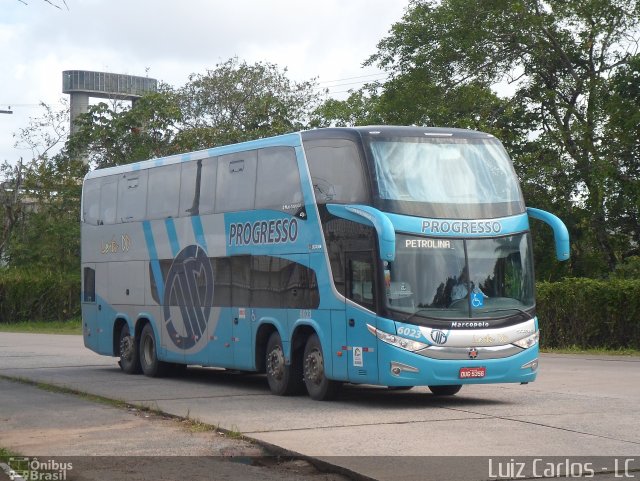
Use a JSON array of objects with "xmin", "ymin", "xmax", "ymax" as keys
[
  {"xmin": 139, "ymin": 323, "xmax": 169, "ymax": 377},
  {"xmin": 265, "ymin": 332, "xmax": 303, "ymax": 395},
  {"xmin": 303, "ymin": 334, "xmax": 338, "ymax": 401},
  {"xmin": 428, "ymin": 385, "xmax": 462, "ymax": 396},
  {"xmin": 118, "ymin": 324, "xmax": 141, "ymax": 374}
]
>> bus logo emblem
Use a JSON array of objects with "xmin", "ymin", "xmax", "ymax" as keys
[
  {"xmin": 431, "ymin": 330, "xmax": 448, "ymax": 345},
  {"xmin": 163, "ymin": 244, "xmax": 214, "ymax": 350}
]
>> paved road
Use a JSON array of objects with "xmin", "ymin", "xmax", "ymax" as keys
[{"xmin": 1, "ymin": 332, "xmax": 639, "ymax": 480}]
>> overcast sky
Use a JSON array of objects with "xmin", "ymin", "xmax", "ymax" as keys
[{"xmin": 0, "ymin": 0, "xmax": 409, "ymax": 165}]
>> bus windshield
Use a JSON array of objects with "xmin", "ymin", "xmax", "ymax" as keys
[
  {"xmin": 384, "ymin": 233, "xmax": 535, "ymax": 324},
  {"xmin": 367, "ymin": 137, "xmax": 525, "ymax": 218}
]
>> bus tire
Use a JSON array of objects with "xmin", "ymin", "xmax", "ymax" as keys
[
  {"xmin": 139, "ymin": 323, "xmax": 169, "ymax": 378},
  {"xmin": 428, "ymin": 385, "xmax": 462, "ymax": 396},
  {"xmin": 265, "ymin": 331, "xmax": 303, "ymax": 396},
  {"xmin": 303, "ymin": 333, "xmax": 338, "ymax": 401},
  {"xmin": 118, "ymin": 324, "xmax": 141, "ymax": 374}
]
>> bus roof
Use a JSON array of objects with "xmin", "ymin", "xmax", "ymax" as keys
[
  {"xmin": 83, "ymin": 131, "xmax": 304, "ymax": 181},
  {"xmin": 84, "ymin": 126, "xmax": 495, "ymax": 181}
]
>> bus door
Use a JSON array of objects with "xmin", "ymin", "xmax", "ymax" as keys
[
  {"xmin": 93, "ymin": 263, "xmax": 111, "ymax": 355},
  {"xmin": 230, "ymin": 256, "xmax": 253, "ymax": 370},
  {"xmin": 345, "ymin": 251, "xmax": 379, "ymax": 384},
  {"xmin": 207, "ymin": 257, "xmax": 234, "ymax": 367},
  {"xmin": 232, "ymin": 307, "xmax": 253, "ymax": 370},
  {"xmin": 81, "ymin": 264, "xmax": 99, "ymax": 352}
]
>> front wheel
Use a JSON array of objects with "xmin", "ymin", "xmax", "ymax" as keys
[
  {"xmin": 428, "ymin": 385, "xmax": 462, "ymax": 396},
  {"xmin": 265, "ymin": 332, "xmax": 303, "ymax": 395},
  {"xmin": 303, "ymin": 334, "xmax": 339, "ymax": 401},
  {"xmin": 139, "ymin": 323, "xmax": 169, "ymax": 378},
  {"xmin": 118, "ymin": 324, "xmax": 141, "ymax": 374}
]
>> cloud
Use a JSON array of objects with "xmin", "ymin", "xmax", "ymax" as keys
[{"xmin": 0, "ymin": 0, "xmax": 407, "ymax": 163}]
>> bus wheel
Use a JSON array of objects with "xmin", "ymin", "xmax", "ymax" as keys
[
  {"xmin": 303, "ymin": 334, "xmax": 338, "ymax": 401},
  {"xmin": 265, "ymin": 332, "xmax": 303, "ymax": 395},
  {"xmin": 139, "ymin": 324, "xmax": 169, "ymax": 378},
  {"xmin": 428, "ymin": 385, "xmax": 462, "ymax": 396},
  {"xmin": 118, "ymin": 324, "xmax": 141, "ymax": 374}
]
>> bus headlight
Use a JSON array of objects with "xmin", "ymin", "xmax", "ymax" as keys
[
  {"xmin": 512, "ymin": 331, "xmax": 539, "ymax": 349},
  {"xmin": 367, "ymin": 324, "xmax": 429, "ymax": 352}
]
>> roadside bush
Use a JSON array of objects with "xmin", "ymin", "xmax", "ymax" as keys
[
  {"xmin": 0, "ymin": 269, "xmax": 80, "ymax": 323},
  {"xmin": 1, "ymin": 268, "xmax": 639, "ymax": 350},
  {"xmin": 536, "ymin": 278, "xmax": 640, "ymax": 349}
]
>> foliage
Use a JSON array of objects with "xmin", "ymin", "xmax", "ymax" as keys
[
  {"xmin": 2, "ymin": 273, "xmax": 637, "ymax": 354},
  {"xmin": 315, "ymin": 0, "xmax": 640, "ymax": 279},
  {"xmin": 610, "ymin": 256, "xmax": 640, "ymax": 279},
  {"xmin": 537, "ymin": 278, "xmax": 640, "ymax": 349},
  {"xmin": 175, "ymin": 58, "xmax": 323, "ymax": 150},
  {"xmin": 1, "ymin": 100, "xmax": 84, "ymax": 273},
  {"xmin": 71, "ymin": 58, "xmax": 324, "ymax": 169},
  {"xmin": 68, "ymin": 90, "xmax": 184, "ymax": 168},
  {"xmin": 2, "ymin": 59, "xmax": 322, "ymax": 274},
  {"xmin": 0, "ymin": 268, "xmax": 80, "ymax": 322}
]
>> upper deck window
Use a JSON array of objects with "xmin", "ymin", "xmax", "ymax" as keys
[
  {"xmin": 368, "ymin": 136, "xmax": 525, "ymax": 218},
  {"xmin": 304, "ymin": 139, "xmax": 369, "ymax": 204}
]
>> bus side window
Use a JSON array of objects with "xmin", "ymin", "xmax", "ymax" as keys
[
  {"xmin": 322, "ymin": 218, "xmax": 376, "ymax": 299},
  {"xmin": 305, "ymin": 139, "xmax": 370, "ymax": 204},
  {"xmin": 213, "ymin": 257, "xmax": 232, "ymax": 307},
  {"xmin": 346, "ymin": 252, "xmax": 376, "ymax": 311},
  {"xmin": 83, "ymin": 267, "xmax": 96, "ymax": 302},
  {"xmin": 99, "ymin": 178, "xmax": 118, "ymax": 225},
  {"xmin": 215, "ymin": 151, "xmax": 257, "ymax": 213},
  {"xmin": 82, "ymin": 179, "xmax": 100, "ymax": 225},
  {"xmin": 230, "ymin": 256, "xmax": 251, "ymax": 306},
  {"xmin": 180, "ymin": 157, "xmax": 218, "ymax": 216},
  {"xmin": 255, "ymin": 147, "xmax": 303, "ymax": 212},
  {"xmin": 147, "ymin": 164, "xmax": 180, "ymax": 219},
  {"xmin": 117, "ymin": 171, "xmax": 148, "ymax": 223}
]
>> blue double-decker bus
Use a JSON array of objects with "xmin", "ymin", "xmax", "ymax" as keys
[{"xmin": 81, "ymin": 126, "xmax": 569, "ymax": 400}]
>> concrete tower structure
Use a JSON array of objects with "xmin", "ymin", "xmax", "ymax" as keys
[{"xmin": 62, "ymin": 70, "xmax": 158, "ymax": 135}]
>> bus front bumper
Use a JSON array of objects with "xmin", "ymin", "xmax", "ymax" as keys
[{"xmin": 378, "ymin": 343, "xmax": 539, "ymax": 387}]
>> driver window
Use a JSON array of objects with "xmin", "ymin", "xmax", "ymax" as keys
[{"xmin": 346, "ymin": 252, "xmax": 375, "ymax": 311}]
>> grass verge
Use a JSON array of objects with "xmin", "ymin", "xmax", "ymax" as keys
[{"xmin": 0, "ymin": 319, "xmax": 82, "ymax": 335}]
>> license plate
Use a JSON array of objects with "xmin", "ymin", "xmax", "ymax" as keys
[{"xmin": 459, "ymin": 367, "xmax": 486, "ymax": 379}]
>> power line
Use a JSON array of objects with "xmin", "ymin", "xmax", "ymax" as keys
[{"xmin": 317, "ymin": 72, "xmax": 388, "ymax": 85}]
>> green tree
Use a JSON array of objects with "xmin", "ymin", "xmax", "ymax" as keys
[
  {"xmin": 68, "ymin": 90, "xmax": 183, "ymax": 168},
  {"xmin": 72, "ymin": 58, "xmax": 324, "ymax": 168},
  {"xmin": 319, "ymin": 0, "xmax": 640, "ymax": 277},
  {"xmin": 175, "ymin": 58, "xmax": 323, "ymax": 149},
  {"xmin": 2, "ymin": 100, "xmax": 85, "ymax": 273}
]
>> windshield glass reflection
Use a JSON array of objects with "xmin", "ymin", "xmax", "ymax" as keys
[{"xmin": 385, "ymin": 234, "xmax": 535, "ymax": 323}]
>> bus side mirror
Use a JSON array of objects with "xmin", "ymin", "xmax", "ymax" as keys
[
  {"xmin": 527, "ymin": 207, "xmax": 570, "ymax": 261},
  {"xmin": 326, "ymin": 204, "xmax": 396, "ymax": 261}
]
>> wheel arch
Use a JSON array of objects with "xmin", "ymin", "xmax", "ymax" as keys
[
  {"xmin": 135, "ymin": 316, "xmax": 152, "ymax": 341},
  {"xmin": 255, "ymin": 322, "xmax": 278, "ymax": 373},
  {"xmin": 290, "ymin": 323, "xmax": 317, "ymax": 372},
  {"xmin": 112, "ymin": 317, "xmax": 130, "ymax": 357}
]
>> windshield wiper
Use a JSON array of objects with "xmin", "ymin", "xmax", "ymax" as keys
[
  {"xmin": 402, "ymin": 308, "xmax": 441, "ymax": 325},
  {"xmin": 394, "ymin": 306, "xmax": 534, "ymax": 326},
  {"xmin": 480, "ymin": 307, "xmax": 533, "ymax": 321}
]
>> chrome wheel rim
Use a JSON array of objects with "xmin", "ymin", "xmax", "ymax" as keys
[{"xmin": 267, "ymin": 346, "xmax": 285, "ymax": 381}]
